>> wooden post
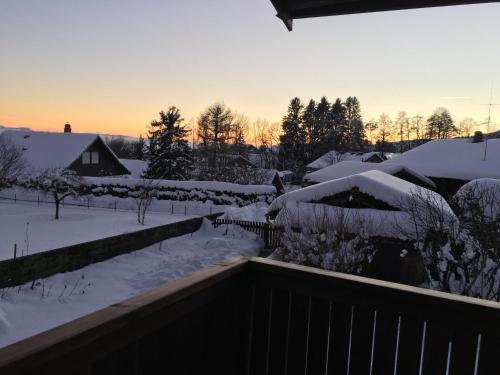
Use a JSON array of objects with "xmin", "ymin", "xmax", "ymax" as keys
[
  {"xmin": 13, "ymin": 244, "xmax": 17, "ymax": 259},
  {"xmin": 184, "ymin": 206, "xmax": 187, "ymax": 216},
  {"xmin": 171, "ymin": 204, "xmax": 174, "ymax": 214}
]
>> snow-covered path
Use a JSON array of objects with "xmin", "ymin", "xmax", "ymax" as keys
[
  {"xmin": 0, "ymin": 201, "xmax": 195, "ymax": 260},
  {"xmin": 0, "ymin": 220, "xmax": 263, "ymax": 348}
]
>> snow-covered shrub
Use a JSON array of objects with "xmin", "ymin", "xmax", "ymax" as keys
[
  {"xmin": 78, "ymin": 177, "xmax": 276, "ymax": 207},
  {"xmin": 397, "ymin": 186, "xmax": 499, "ymax": 300},
  {"xmin": 270, "ymin": 204, "xmax": 376, "ymax": 275}
]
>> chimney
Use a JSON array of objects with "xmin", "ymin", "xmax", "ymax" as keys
[{"xmin": 64, "ymin": 122, "xmax": 72, "ymax": 133}]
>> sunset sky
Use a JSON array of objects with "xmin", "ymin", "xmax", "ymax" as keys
[{"xmin": 1, "ymin": 0, "xmax": 500, "ymax": 138}]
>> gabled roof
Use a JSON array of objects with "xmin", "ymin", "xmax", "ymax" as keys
[
  {"xmin": 270, "ymin": 0, "xmax": 497, "ymax": 30},
  {"xmin": 307, "ymin": 151, "xmax": 383, "ymax": 170},
  {"xmin": 119, "ymin": 159, "xmax": 147, "ymax": 178},
  {"xmin": 303, "ymin": 160, "xmax": 436, "ymax": 188},
  {"xmin": 385, "ymin": 138, "xmax": 500, "ymax": 181},
  {"xmin": 1, "ymin": 130, "xmax": 129, "ymax": 174},
  {"xmin": 269, "ymin": 170, "xmax": 454, "ymax": 218}
]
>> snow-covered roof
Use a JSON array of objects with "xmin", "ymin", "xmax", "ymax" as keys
[
  {"xmin": 269, "ymin": 170, "xmax": 454, "ymax": 218},
  {"xmin": 119, "ymin": 159, "xmax": 147, "ymax": 178},
  {"xmin": 303, "ymin": 161, "xmax": 436, "ymax": 188},
  {"xmin": 1, "ymin": 130, "xmax": 99, "ymax": 172},
  {"xmin": 385, "ymin": 138, "xmax": 500, "ymax": 181},
  {"xmin": 307, "ymin": 151, "xmax": 382, "ymax": 169}
]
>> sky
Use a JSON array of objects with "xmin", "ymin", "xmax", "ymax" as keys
[{"xmin": 1, "ymin": 0, "xmax": 500, "ymax": 137}]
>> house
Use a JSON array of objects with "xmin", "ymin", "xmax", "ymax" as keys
[
  {"xmin": 1, "ymin": 128, "xmax": 130, "ymax": 177},
  {"xmin": 385, "ymin": 138, "xmax": 500, "ymax": 197},
  {"xmin": 306, "ymin": 150, "xmax": 384, "ymax": 172},
  {"xmin": 303, "ymin": 160, "xmax": 436, "ymax": 190}
]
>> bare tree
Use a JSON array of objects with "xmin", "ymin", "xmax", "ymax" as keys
[
  {"xmin": 458, "ymin": 117, "xmax": 478, "ymax": 138},
  {"xmin": 0, "ymin": 134, "xmax": 27, "ymax": 188},
  {"xmin": 133, "ymin": 179, "xmax": 159, "ymax": 225},
  {"xmin": 31, "ymin": 169, "xmax": 83, "ymax": 219},
  {"xmin": 410, "ymin": 115, "xmax": 425, "ymax": 141}
]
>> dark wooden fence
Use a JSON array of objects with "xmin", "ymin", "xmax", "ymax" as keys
[
  {"xmin": 213, "ymin": 219, "xmax": 283, "ymax": 249},
  {"xmin": 1, "ymin": 257, "xmax": 499, "ymax": 375}
]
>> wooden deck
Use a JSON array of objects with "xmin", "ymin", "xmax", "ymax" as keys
[{"xmin": 0, "ymin": 257, "xmax": 499, "ymax": 374}]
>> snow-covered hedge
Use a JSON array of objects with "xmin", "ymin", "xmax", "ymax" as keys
[{"xmin": 79, "ymin": 177, "xmax": 276, "ymax": 207}]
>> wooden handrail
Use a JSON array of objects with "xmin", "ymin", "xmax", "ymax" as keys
[{"xmin": 0, "ymin": 257, "xmax": 498, "ymax": 374}]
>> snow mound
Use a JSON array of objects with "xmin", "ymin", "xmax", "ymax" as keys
[
  {"xmin": 221, "ymin": 203, "xmax": 269, "ymax": 222},
  {"xmin": 304, "ymin": 160, "xmax": 435, "ymax": 188},
  {"xmin": 454, "ymin": 178, "xmax": 500, "ymax": 220}
]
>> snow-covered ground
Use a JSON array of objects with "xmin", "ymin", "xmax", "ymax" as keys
[
  {"xmin": 0, "ymin": 220, "xmax": 262, "ymax": 348},
  {"xmin": 0, "ymin": 201, "xmax": 196, "ymax": 260}
]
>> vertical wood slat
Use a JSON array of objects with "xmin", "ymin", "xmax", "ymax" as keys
[
  {"xmin": 268, "ymin": 289, "xmax": 291, "ymax": 375},
  {"xmin": 287, "ymin": 293, "xmax": 310, "ymax": 375},
  {"xmin": 327, "ymin": 302, "xmax": 352, "ymax": 375},
  {"xmin": 371, "ymin": 310, "xmax": 400, "ymax": 375},
  {"xmin": 349, "ymin": 306, "xmax": 375, "ymax": 375}
]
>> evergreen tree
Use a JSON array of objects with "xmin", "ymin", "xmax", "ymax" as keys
[
  {"xmin": 313, "ymin": 96, "xmax": 331, "ymax": 156},
  {"xmin": 131, "ymin": 134, "xmax": 147, "ymax": 160},
  {"xmin": 144, "ymin": 107, "xmax": 192, "ymax": 180},
  {"xmin": 344, "ymin": 97, "xmax": 365, "ymax": 150},
  {"xmin": 328, "ymin": 98, "xmax": 347, "ymax": 148},
  {"xmin": 302, "ymin": 100, "xmax": 316, "ymax": 145},
  {"xmin": 280, "ymin": 97, "xmax": 306, "ymax": 171}
]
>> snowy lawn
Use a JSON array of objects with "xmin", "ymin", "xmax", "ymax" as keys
[
  {"xmin": 0, "ymin": 220, "xmax": 262, "ymax": 347},
  {"xmin": 0, "ymin": 200, "xmax": 196, "ymax": 260}
]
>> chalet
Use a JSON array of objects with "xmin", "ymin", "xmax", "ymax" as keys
[
  {"xmin": 303, "ymin": 160, "xmax": 437, "ymax": 190},
  {"xmin": 306, "ymin": 150, "xmax": 384, "ymax": 172},
  {"xmin": 385, "ymin": 137, "xmax": 500, "ymax": 197},
  {"xmin": 1, "ymin": 128, "xmax": 130, "ymax": 177}
]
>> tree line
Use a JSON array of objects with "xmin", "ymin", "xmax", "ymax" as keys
[{"xmin": 106, "ymin": 99, "xmax": 483, "ymax": 181}]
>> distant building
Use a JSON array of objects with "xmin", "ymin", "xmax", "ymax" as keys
[
  {"xmin": 303, "ymin": 161, "xmax": 436, "ymax": 190},
  {"xmin": 2, "ymin": 128, "xmax": 130, "ymax": 177},
  {"xmin": 306, "ymin": 151, "xmax": 384, "ymax": 173},
  {"xmin": 385, "ymin": 138, "xmax": 500, "ymax": 197}
]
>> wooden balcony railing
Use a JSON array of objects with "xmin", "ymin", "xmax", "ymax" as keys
[{"xmin": 0, "ymin": 257, "xmax": 498, "ymax": 374}]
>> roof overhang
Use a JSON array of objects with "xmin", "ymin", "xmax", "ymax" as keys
[{"xmin": 270, "ymin": 0, "xmax": 499, "ymax": 30}]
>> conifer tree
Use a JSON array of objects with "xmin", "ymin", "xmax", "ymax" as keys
[
  {"xmin": 144, "ymin": 107, "xmax": 192, "ymax": 180},
  {"xmin": 131, "ymin": 134, "xmax": 147, "ymax": 160},
  {"xmin": 329, "ymin": 98, "xmax": 348, "ymax": 148},
  {"xmin": 313, "ymin": 96, "xmax": 331, "ymax": 156},
  {"xmin": 280, "ymin": 97, "xmax": 306, "ymax": 171}
]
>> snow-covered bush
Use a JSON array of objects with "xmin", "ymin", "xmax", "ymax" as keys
[
  {"xmin": 270, "ymin": 204, "xmax": 376, "ymax": 275},
  {"xmin": 397, "ymin": 186, "xmax": 499, "ymax": 300},
  {"xmin": 78, "ymin": 177, "xmax": 276, "ymax": 207}
]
